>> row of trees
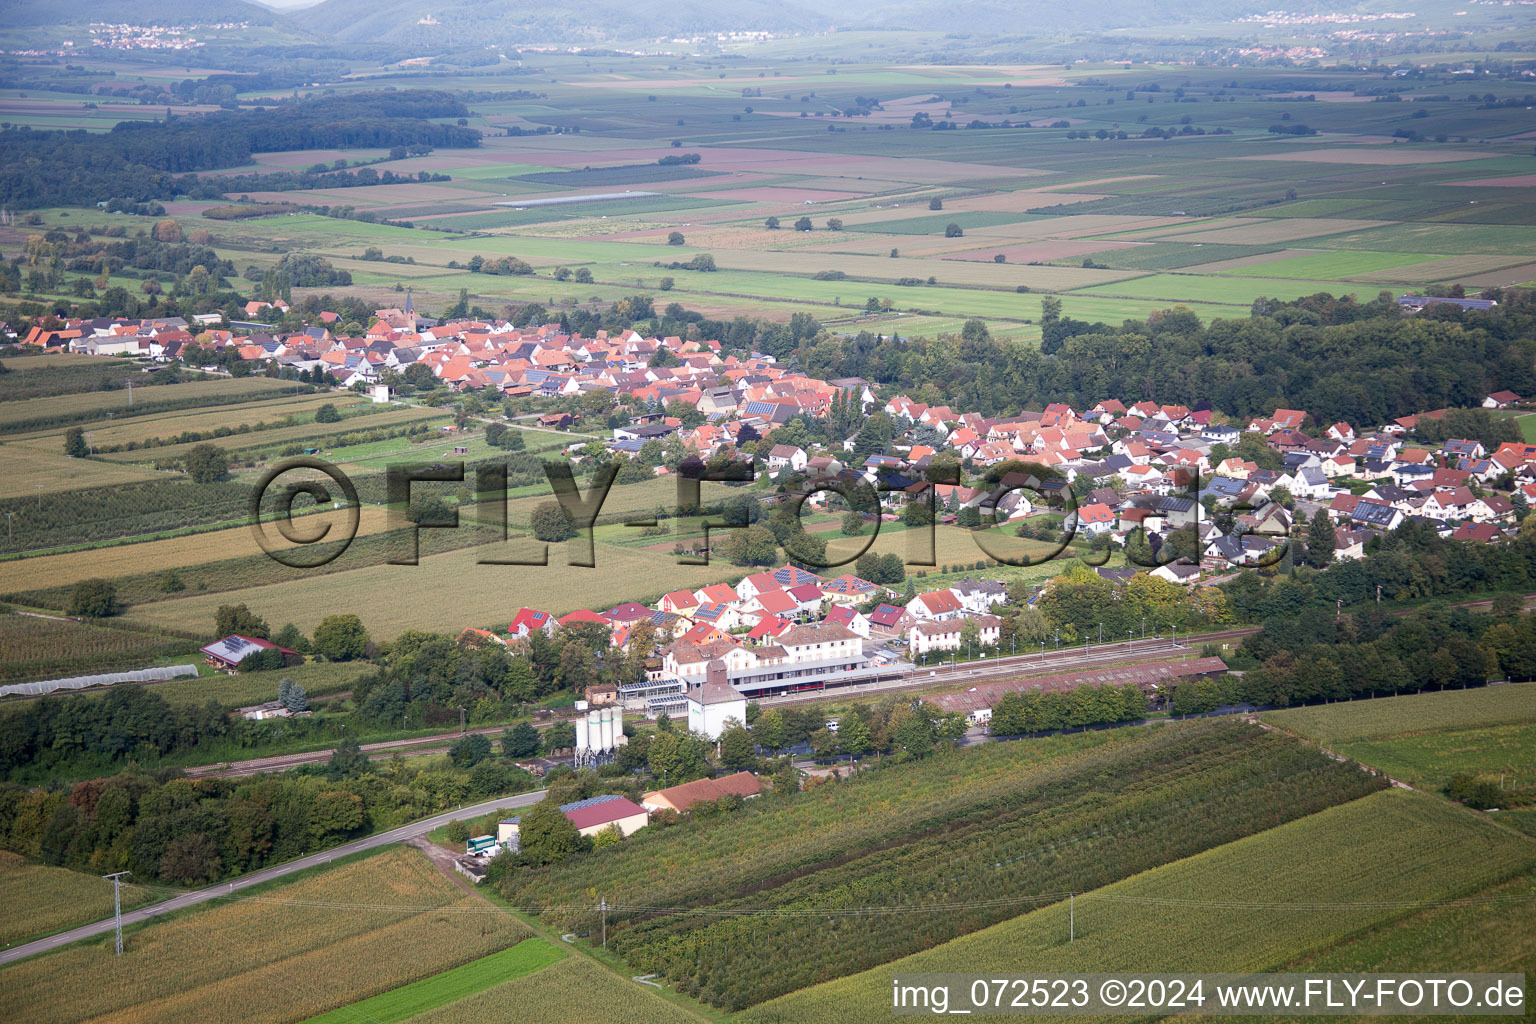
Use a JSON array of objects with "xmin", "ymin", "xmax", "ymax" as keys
[
  {"xmin": 787, "ymin": 291, "xmax": 1536, "ymax": 430},
  {"xmin": 1, "ymin": 90, "xmax": 479, "ymax": 206},
  {"xmin": 0, "ymin": 743, "xmax": 535, "ymax": 884}
]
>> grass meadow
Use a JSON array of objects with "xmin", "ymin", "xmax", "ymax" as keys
[
  {"xmin": 301, "ymin": 938, "xmax": 567, "ymax": 1024},
  {"xmin": 403, "ymin": 954, "xmax": 709, "ymax": 1024},
  {"xmin": 1264, "ymin": 682, "xmax": 1536, "ymax": 794}
]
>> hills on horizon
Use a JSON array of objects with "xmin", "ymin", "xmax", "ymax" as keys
[{"xmin": 5, "ymin": 0, "xmax": 1349, "ymax": 45}]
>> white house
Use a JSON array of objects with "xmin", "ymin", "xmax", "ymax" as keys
[
  {"xmin": 765, "ymin": 445, "xmax": 809, "ymax": 475},
  {"xmin": 685, "ymin": 665, "xmax": 749, "ymax": 740},
  {"xmin": 1277, "ymin": 466, "xmax": 1334, "ymax": 501},
  {"xmin": 907, "ymin": 614, "xmax": 1001, "ymax": 656},
  {"xmin": 906, "ymin": 589, "xmax": 965, "ymax": 621}
]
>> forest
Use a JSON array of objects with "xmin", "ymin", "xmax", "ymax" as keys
[
  {"xmin": 0, "ymin": 90, "xmax": 479, "ymax": 206},
  {"xmin": 793, "ymin": 291, "xmax": 1536, "ymax": 429},
  {"xmin": 0, "ymin": 748, "xmax": 535, "ymax": 885}
]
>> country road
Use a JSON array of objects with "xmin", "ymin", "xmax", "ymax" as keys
[
  {"xmin": 182, "ymin": 721, "xmax": 553, "ymax": 779},
  {"xmin": 0, "ymin": 789, "xmax": 546, "ymax": 967}
]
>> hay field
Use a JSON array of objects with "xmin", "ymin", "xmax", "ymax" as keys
[
  {"xmin": 0, "ymin": 445, "xmax": 168, "ymax": 496},
  {"xmin": 0, "ymin": 505, "xmax": 399, "ymax": 594}
]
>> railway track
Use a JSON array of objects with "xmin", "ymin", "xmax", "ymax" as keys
[{"xmin": 758, "ymin": 628, "xmax": 1259, "ymax": 708}]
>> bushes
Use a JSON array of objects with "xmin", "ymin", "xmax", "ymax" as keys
[
  {"xmin": 1446, "ymin": 772, "xmax": 1504, "ymax": 810},
  {"xmin": 66, "ymin": 578, "xmax": 118, "ymax": 618},
  {"xmin": 182, "ymin": 442, "xmax": 230, "ymax": 483},
  {"xmin": 313, "ymin": 614, "xmax": 370, "ymax": 661}
]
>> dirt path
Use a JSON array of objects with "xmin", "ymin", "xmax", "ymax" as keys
[{"xmin": 406, "ymin": 834, "xmax": 481, "ymax": 897}]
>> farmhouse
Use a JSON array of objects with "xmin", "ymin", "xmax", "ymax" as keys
[
  {"xmin": 200, "ymin": 635, "xmax": 296, "ymax": 672},
  {"xmin": 497, "ymin": 794, "xmax": 650, "ymax": 848}
]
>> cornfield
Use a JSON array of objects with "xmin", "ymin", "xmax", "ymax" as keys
[
  {"xmin": 0, "ymin": 847, "xmax": 530, "ymax": 1024},
  {"xmin": 0, "ymin": 851, "xmax": 152, "ymax": 945}
]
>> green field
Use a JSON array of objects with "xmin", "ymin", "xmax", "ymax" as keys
[
  {"xmin": 0, "ymin": 610, "xmax": 191, "ymax": 684},
  {"xmin": 1265, "ymin": 683, "xmax": 1536, "ymax": 795},
  {"xmin": 1217, "ymin": 250, "xmax": 1437, "ymax": 281},
  {"xmin": 303, "ymin": 939, "xmax": 567, "ymax": 1024},
  {"xmin": 1, "ymin": 661, "xmax": 372, "ymax": 710},
  {"xmin": 742, "ymin": 790, "xmax": 1536, "ymax": 1024},
  {"xmin": 1069, "ymin": 272, "xmax": 1365, "ymax": 306},
  {"xmin": 404, "ymin": 953, "xmax": 708, "ymax": 1024},
  {"xmin": 1264, "ymin": 683, "xmax": 1536, "ymax": 746}
]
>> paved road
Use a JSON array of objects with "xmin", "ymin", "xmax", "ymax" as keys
[
  {"xmin": 184, "ymin": 719, "xmax": 566, "ymax": 778},
  {"xmin": 0, "ymin": 789, "xmax": 546, "ymax": 967}
]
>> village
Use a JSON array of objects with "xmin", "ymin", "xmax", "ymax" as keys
[{"xmin": 20, "ymin": 291, "xmax": 1532, "ymax": 762}]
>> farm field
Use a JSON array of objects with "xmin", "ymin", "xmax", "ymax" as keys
[
  {"xmin": 1215, "ymin": 250, "xmax": 1438, "ymax": 281},
  {"xmin": 119, "ymin": 537, "xmax": 745, "ymax": 635},
  {"xmin": 0, "ymin": 847, "xmax": 529, "ymax": 1024},
  {"xmin": 2, "ymin": 661, "xmax": 372, "ymax": 710},
  {"xmin": 1264, "ymin": 683, "xmax": 1536, "ymax": 794},
  {"xmin": 94, "ymin": 405, "xmax": 447, "ymax": 462},
  {"xmin": 0, "ymin": 610, "xmax": 192, "ymax": 684},
  {"xmin": 741, "ymin": 789, "xmax": 1536, "ymax": 1024},
  {"xmin": 1067, "ymin": 273, "xmax": 1366, "ymax": 306},
  {"xmin": 502, "ymin": 719, "xmax": 1385, "ymax": 1010},
  {"xmin": 404, "ymin": 953, "xmax": 708, "ymax": 1024},
  {"xmin": 0, "ymin": 505, "xmax": 401, "ymax": 596},
  {"xmin": 0, "ymin": 378, "xmax": 308, "ymax": 433},
  {"xmin": 302, "ymin": 938, "xmax": 567, "ymax": 1024},
  {"xmin": 0, "ymin": 851, "xmax": 153, "ymax": 946},
  {"xmin": 0, "ymin": 444, "xmax": 169, "ymax": 496},
  {"xmin": 1263, "ymin": 683, "xmax": 1536, "ymax": 746},
  {"xmin": 5, "ymin": 392, "xmax": 369, "ymax": 452}
]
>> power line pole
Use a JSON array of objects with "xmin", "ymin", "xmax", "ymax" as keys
[
  {"xmin": 1069, "ymin": 891, "xmax": 1074, "ymax": 942},
  {"xmin": 104, "ymin": 871, "xmax": 130, "ymax": 955},
  {"xmin": 600, "ymin": 895, "xmax": 607, "ymax": 949}
]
